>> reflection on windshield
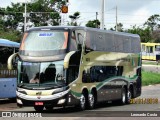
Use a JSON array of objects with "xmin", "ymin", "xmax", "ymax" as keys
[
  {"xmin": 20, "ymin": 31, "xmax": 68, "ymax": 51},
  {"xmin": 18, "ymin": 61, "xmax": 65, "ymax": 86}
]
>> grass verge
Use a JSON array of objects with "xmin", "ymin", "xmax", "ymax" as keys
[{"xmin": 142, "ymin": 71, "xmax": 160, "ymax": 86}]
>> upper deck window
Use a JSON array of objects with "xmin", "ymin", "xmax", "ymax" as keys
[{"xmin": 20, "ymin": 30, "xmax": 68, "ymax": 51}]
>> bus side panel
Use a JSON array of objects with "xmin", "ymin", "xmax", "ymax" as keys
[{"xmin": 0, "ymin": 78, "xmax": 16, "ymax": 98}]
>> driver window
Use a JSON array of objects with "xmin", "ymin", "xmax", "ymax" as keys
[{"xmin": 69, "ymin": 31, "xmax": 77, "ymax": 51}]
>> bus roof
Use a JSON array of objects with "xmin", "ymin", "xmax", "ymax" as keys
[
  {"xmin": 26, "ymin": 26, "xmax": 140, "ymax": 38},
  {"xmin": 0, "ymin": 39, "xmax": 20, "ymax": 48}
]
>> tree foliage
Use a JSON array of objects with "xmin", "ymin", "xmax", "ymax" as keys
[
  {"xmin": 0, "ymin": 0, "xmax": 66, "ymax": 30},
  {"xmin": 0, "ymin": 0, "xmax": 65, "ymax": 42},
  {"xmin": 127, "ymin": 25, "xmax": 152, "ymax": 42},
  {"xmin": 68, "ymin": 12, "xmax": 80, "ymax": 26},
  {"xmin": 144, "ymin": 14, "xmax": 160, "ymax": 31},
  {"xmin": 110, "ymin": 23, "xmax": 124, "ymax": 32},
  {"xmin": 86, "ymin": 19, "xmax": 100, "ymax": 28}
]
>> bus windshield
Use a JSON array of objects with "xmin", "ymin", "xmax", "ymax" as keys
[
  {"xmin": 20, "ymin": 30, "xmax": 68, "ymax": 51},
  {"xmin": 18, "ymin": 61, "xmax": 66, "ymax": 88}
]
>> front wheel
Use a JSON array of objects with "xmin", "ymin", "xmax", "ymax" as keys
[{"xmin": 121, "ymin": 88, "xmax": 127, "ymax": 104}]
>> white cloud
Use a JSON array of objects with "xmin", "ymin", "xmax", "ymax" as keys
[{"xmin": 122, "ymin": 7, "xmax": 151, "ymax": 29}]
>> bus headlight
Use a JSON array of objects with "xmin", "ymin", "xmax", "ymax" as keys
[
  {"xmin": 17, "ymin": 99, "xmax": 23, "ymax": 105},
  {"xmin": 57, "ymin": 99, "xmax": 66, "ymax": 104}
]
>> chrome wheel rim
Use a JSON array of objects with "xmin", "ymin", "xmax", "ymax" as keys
[
  {"xmin": 89, "ymin": 94, "xmax": 94, "ymax": 107},
  {"xmin": 80, "ymin": 94, "xmax": 85, "ymax": 109},
  {"xmin": 127, "ymin": 91, "xmax": 131, "ymax": 102},
  {"xmin": 122, "ymin": 91, "xmax": 126, "ymax": 104}
]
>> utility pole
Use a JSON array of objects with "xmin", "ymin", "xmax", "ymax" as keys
[
  {"xmin": 24, "ymin": 0, "xmax": 27, "ymax": 31},
  {"xmin": 96, "ymin": 12, "xmax": 98, "ymax": 28},
  {"xmin": 116, "ymin": 6, "xmax": 118, "ymax": 31},
  {"xmin": 100, "ymin": 0, "xmax": 105, "ymax": 29}
]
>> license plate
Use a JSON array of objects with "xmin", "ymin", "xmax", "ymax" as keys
[{"xmin": 35, "ymin": 102, "xmax": 43, "ymax": 106}]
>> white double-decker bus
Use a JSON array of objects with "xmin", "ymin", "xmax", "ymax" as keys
[{"xmin": 8, "ymin": 26, "xmax": 141, "ymax": 111}]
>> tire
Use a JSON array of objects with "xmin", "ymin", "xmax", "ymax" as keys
[
  {"xmin": 45, "ymin": 105, "xmax": 53, "ymax": 111},
  {"xmin": 88, "ymin": 92, "xmax": 95, "ymax": 109},
  {"xmin": 79, "ymin": 93, "xmax": 86, "ymax": 110},
  {"xmin": 34, "ymin": 106, "xmax": 44, "ymax": 112},
  {"xmin": 121, "ymin": 88, "xmax": 127, "ymax": 104},
  {"xmin": 126, "ymin": 89, "xmax": 132, "ymax": 104}
]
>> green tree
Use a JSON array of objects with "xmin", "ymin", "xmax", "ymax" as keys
[
  {"xmin": 127, "ymin": 25, "xmax": 152, "ymax": 42},
  {"xmin": 86, "ymin": 19, "xmax": 100, "ymax": 28},
  {"xmin": 110, "ymin": 23, "xmax": 124, "ymax": 32},
  {"xmin": 0, "ymin": 0, "xmax": 65, "ymax": 31},
  {"xmin": 144, "ymin": 14, "xmax": 160, "ymax": 31},
  {"xmin": 68, "ymin": 12, "xmax": 80, "ymax": 26},
  {"xmin": 151, "ymin": 30, "xmax": 160, "ymax": 43},
  {"xmin": 0, "ymin": 0, "xmax": 65, "ymax": 42}
]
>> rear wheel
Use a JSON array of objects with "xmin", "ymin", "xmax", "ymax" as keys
[
  {"xmin": 88, "ymin": 92, "xmax": 96, "ymax": 109},
  {"xmin": 34, "ymin": 106, "xmax": 44, "ymax": 112},
  {"xmin": 79, "ymin": 93, "xmax": 87, "ymax": 110}
]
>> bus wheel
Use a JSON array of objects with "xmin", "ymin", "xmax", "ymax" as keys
[
  {"xmin": 121, "ymin": 88, "xmax": 127, "ymax": 104},
  {"xmin": 45, "ymin": 105, "xmax": 53, "ymax": 111},
  {"xmin": 126, "ymin": 89, "xmax": 132, "ymax": 104},
  {"xmin": 79, "ymin": 93, "xmax": 86, "ymax": 110},
  {"xmin": 34, "ymin": 106, "xmax": 44, "ymax": 112},
  {"xmin": 88, "ymin": 92, "xmax": 95, "ymax": 109}
]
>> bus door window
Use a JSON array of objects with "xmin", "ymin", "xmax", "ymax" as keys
[
  {"xmin": 75, "ymin": 30, "xmax": 84, "ymax": 50},
  {"xmin": 85, "ymin": 32, "xmax": 94, "ymax": 53},
  {"xmin": 67, "ymin": 30, "xmax": 85, "ymax": 84},
  {"xmin": 69, "ymin": 31, "xmax": 77, "ymax": 51}
]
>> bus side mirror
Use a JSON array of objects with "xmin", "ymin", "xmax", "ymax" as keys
[
  {"xmin": 64, "ymin": 51, "xmax": 76, "ymax": 69},
  {"xmin": 7, "ymin": 53, "xmax": 18, "ymax": 70}
]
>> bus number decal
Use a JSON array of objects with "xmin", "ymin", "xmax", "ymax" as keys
[{"xmin": 38, "ymin": 33, "xmax": 54, "ymax": 37}]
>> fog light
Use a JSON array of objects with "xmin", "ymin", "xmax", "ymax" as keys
[
  {"xmin": 17, "ymin": 99, "xmax": 22, "ymax": 105},
  {"xmin": 58, "ymin": 99, "xmax": 66, "ymax": 104}
]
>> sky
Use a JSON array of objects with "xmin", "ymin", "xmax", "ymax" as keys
[{"xmin": 0, "ymin": 0, "xmax": 160, "ymax": 30}]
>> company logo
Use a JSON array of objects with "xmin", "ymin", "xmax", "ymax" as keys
[
  {"xmin": 2, "ymin": 112, "xmax": 11, "ymax": 117},
  {"xmin": 36, "ymin": 91, "xmax": 42, "ymax": 96}
]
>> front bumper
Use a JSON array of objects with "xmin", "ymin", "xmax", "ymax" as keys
[{"xmin": 17, "ymin": 89, "xmax": 70, "ymax": 107}]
